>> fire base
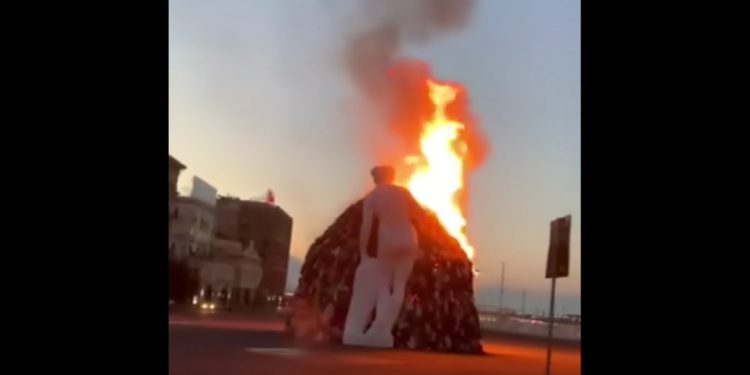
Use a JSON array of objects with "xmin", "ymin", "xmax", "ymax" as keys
[{"xmin": 288, "ymin": 200, "xmax": 483, "ymax": 354}]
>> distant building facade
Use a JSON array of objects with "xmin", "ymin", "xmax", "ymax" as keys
[
  {"xmin": 169, "ymin": 173, "xmax": 219, "ymax": 261},
  {"xmin": 216, "ymin": 197, "xmax": 293, "ymax": 303},
  {"xmin": 169, "ymin": 155, "xmax": 186, "ymax": 232},
  {"xmin": 167, "ymin": 161, "xmax": 289, "ymax": 309},
  {"xmin": 169, "ymin": 155, "xmax": 186, "ymax": 200},
  {"xmin": 169, "ymin": 196, "xmax": 215, "ymax": 260},
  {"xmin": 197, "ymin": 238, "xmax": 263, "ymax": 309}
]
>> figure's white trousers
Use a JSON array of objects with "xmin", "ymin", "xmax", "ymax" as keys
[
  {"xmin": 342, "ymin": 255, "xmax": 415, "ymax": 348},
  {"xmin": 342, "ymin": 258, "xmax": 380, "ymax": 346}
]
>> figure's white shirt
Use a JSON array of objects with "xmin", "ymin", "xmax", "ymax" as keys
[{"xmin": 359, "ymin": 184, "xmax": 418, "ymax": 256}]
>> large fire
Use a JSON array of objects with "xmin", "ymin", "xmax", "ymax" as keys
[{"xmin": 397, "ymin": 80, "xmax": 475, "ymax": 259}]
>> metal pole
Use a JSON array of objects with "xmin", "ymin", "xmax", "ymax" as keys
[
  {"xmin": 499, "ymin": 262, "xmax": 505, "ymax": 310},
  {"xmin": 545, "ymin": 277, "xmax": 557, "ymax": 375},
  {"xmin": 522, "ymin": 289, "xmax": 526, "ymax": 315}
]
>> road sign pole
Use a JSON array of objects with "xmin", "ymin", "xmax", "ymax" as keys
[
  {"xmin": 499, "ymin": 262, "xmax": 505, "ymax": 310},
  {"xmin": 545, "ymin": 276, "xmax": 557, "ymax": 375},
  {"xmin": 544, "ymin": 214, "xmax": 570, "ymax": 375}
]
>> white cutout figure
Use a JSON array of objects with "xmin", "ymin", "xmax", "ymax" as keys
[{"xmin": 343, "ymin": 166, "xmax": 419, "ymax": 348}]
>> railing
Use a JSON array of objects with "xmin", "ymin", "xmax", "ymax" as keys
[{"xmin": 478, "ymin": 314, "xmax": 580, "ymax": 341}]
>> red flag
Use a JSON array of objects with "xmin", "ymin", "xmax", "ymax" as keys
[{"xmin": 266, "ymin": 189, "xmax": 275, "ymax": 205}]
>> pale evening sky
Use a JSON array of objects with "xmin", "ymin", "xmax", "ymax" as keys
[{"xmin": 169, "ymin": 0, "xmax": 580, "ymax": 315}]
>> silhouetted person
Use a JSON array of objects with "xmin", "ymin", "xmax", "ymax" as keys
[{"xmin": 343, "ymin": 166, "xmax": 419, "ymax": 347}]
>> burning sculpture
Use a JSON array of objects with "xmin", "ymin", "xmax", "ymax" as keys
[
  {"xmin": 288, "ymin": 64, "xmax": 485, "ymax": 353},
  {"xmin": 289, "ymin": 193, "xmax": 482, "ymax": 353}
]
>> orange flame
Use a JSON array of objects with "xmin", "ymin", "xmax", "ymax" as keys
[{"xmin": 398, "ymin": 80, "xmax": 475, "ymax": 259}]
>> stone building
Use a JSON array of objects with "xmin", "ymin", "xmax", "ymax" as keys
[{"xmin": 216, "ymin": 196, "xmax": 293, "ymax": 304}]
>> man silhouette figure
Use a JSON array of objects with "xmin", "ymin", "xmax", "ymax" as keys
[{"xmin": 343, "ymin": 166, "xmax": 420, "ymax": 347}]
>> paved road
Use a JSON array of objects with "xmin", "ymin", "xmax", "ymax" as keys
[{"xmin": 169, "ymin": 313, "xmax": 580, "ymax": 375}]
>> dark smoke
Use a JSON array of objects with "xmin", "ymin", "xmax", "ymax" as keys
[{"xmin": 345, "ymin": 0, "xmax": 476, "ymax": 102}]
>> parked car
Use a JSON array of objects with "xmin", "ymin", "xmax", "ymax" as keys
[{"xmin": 197, "ymin": 300, "xmax": 217, "ymax": 312}]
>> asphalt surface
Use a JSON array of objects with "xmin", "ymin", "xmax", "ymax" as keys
[{"xmin": 169, "ymin": 312, "xmax": 580, "ymax": 375}]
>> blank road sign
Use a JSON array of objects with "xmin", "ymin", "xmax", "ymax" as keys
[{"xmin": 546, "ymin": 215, "xmax": 571, "ymax": 279}]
